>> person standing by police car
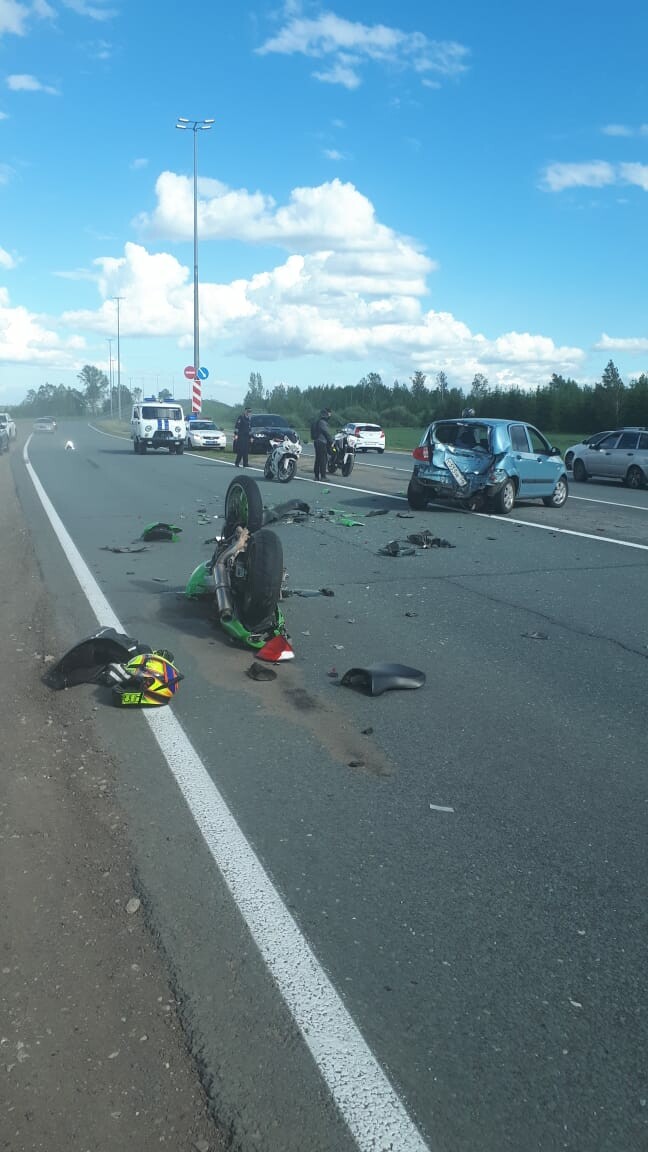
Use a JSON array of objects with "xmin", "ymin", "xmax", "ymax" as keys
[
  {"xmin": 233, "ymin": 406, "xmax": 252, "ymax": 467},
  {"xmin": 311, "ymin": 408, "xmax": 334, "ymax": 481}
]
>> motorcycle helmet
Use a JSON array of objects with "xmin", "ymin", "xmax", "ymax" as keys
[
  {"xmin": 461, "ymin": 407, "xmax": 476, "ymax": 418},
  {"xmin": 111, "ymin": 650, "xmax": 183, "ymax": 707}
]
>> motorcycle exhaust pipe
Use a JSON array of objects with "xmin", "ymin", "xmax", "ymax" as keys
[{"xmin": 213, "ymin": 527, "xmax": 250, "ymax": 621}]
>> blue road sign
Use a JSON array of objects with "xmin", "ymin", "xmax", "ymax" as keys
[{"xmin": 197, "ymin": 366, "xmax": 209, "ymax": 380}]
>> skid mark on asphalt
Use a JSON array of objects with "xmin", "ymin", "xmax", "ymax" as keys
[{"xmin": 183, "ymin": 630, "xmax": 392, "ymax": 778}]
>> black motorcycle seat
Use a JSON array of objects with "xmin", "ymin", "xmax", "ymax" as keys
[{"xmin": 340, "ymin": 662, "xmax": 426, "ymax": 696}]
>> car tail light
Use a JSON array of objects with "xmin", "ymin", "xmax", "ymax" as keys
[
  {"xmin": 412, "ymin": 445, "xmax": 429, "ymax": 462},
  {"xmin": 354, "ymin": 426, "xmax": 361, "ymax": 435},
  {"xmin": 379, "ymin": 430, "xmax": 385, "ymax": 439}
]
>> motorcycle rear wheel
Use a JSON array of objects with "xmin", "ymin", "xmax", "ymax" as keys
[
  {"xmin": 235, "ymin": 528, "xmax": 284, "ymax": 630},
  {"xmin": 342, "ymin": 455, "xmax": 354, "ymax": 477}
]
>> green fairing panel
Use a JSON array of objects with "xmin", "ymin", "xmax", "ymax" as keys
[{"xmin": 185, "ymin": 562, "xmax": 215, "ymax": 598}]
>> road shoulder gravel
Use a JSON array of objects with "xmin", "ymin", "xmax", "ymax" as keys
[{"xmin": 0, "ymin": 456, "xmax": 224, "ymax": 1151}]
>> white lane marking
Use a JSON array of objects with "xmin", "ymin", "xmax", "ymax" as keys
[
  {"xmin": 472, "ymin": 511, "xmax": 648, "ymax": 551},
  {"xmin": 429, "ymin": 804, "xmax": 455, "ymax": 813},
  {"xmin": 86, "ymin": 424, "xmax": 648, "ymax": 549},
  {"xmin": 22, "ymin": 440, "xmax": 430, "ymax": 1152},
  {"xmin": 569, "ymin": 493, "xmax": 648, "ymax": 511}
]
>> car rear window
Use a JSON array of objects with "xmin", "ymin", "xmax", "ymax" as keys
[
  {"xmin": 432, "ymin": 422, "xmax": 491, "ymax": 450},
  {"xmin": 640, "ymin": 433, "xmax": 648, "ymax": 450}
]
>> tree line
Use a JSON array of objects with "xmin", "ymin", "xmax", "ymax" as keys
[
  {"xmin": 243, "ymin": 362, "xmax": 648, "ymax": 433},
  {"xmin": 7, "ymin": 360, "xmax": 648, "ymax": 434}
]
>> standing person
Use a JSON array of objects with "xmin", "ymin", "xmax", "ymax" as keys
[
  {"xmin": 233, "ymin": 406, "xmax": 252, "ymax": 467},
  {"xmin": 311, "ymin": 407, "xmax": 334, "ymax": 481}
]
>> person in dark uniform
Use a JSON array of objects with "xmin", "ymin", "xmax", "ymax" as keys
[
  {"xmin": 311, "ymin": 408, "xmax": 334, "ymax": 481},
  {"xmin": 233, "ymin": 406, "xmax": 252, "ymax": 467}
]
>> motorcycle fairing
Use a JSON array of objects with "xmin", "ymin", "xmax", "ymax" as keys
[
  {"xmin": 340, "ymin": 662, "xmax": 426, "ymax": 696},
  {"xmin": 220, "ymin": 607, "xmax": 290, "ymax": 651},
  {"xmin": 43, "ymin": 627, "xmax": 150, "ymax": 689}
]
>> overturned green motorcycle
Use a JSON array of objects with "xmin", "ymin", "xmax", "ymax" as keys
[{"xmin": 186, "ymin": 475, "xmax": 294, "ymax": 661}]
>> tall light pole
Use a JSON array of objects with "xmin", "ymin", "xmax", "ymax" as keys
[
  {"xmin": 175, "ymin": 117, "xmax": 214, "ymax": 384},
  {"xmin": 113, "ymin": 296, "xmax": 124, "ymax": 421},
  {"xmin": 107, "ymin": 338, "xmax": 113, "ymax": 417}
]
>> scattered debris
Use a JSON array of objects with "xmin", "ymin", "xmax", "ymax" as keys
[
  {"xmin": 64, "ymin": 440, "xmax": 75, "ymax": 451},
  {"xmin": 365, "ymin": 508, "xmax": 389, "ymax": 517},
  {"xmin": 43, "ymin": 628, "xmax": 145, "ymax": 689},
  {"xmin": 100, "ymin": 545, "xmax": 149, "ymax": 554},
  {"xmin": 337, "ymin": 516, "xmax": 363, "ymax": 527},
  {"xmin": 429, "ymin": 803, "xmax": 455, "ymax": 813},
  {"xmin": 348, "ymin": 759, "xmax": 365, "ymax": 768},
  {"xmin": 334, "ymin": 644, "xmax": 345, "ymax": 650},
  {"xmin": 379, "ymin": 540, "xmax": 417, "ymax": 557},
  {"xmin": 125, "ymin": 897, "xmax": 141, "ymax": 915},
  {"xmin": 340, "ymin": 662, "xmax": 426, "ymax": 697},
  {"xmin": 361, "ymin": 727, "xmax": 374, "ymax": 735},
  {"xmin": 152, "ymin": 577, "xmax": 169, "ymax": 583},
  {"xmin": 396, "ymin": 512, "xmax": 415, "ymax": 519},
  {"xmin": 281, "ymin": 587, "xmax": 335, "ymax": 599},
  {"xmin": 246, "ymin": 662, "xmax": 278, "ymax": 682},
  {"xmin": 141, "ymin": 522, "xmax": 183, "ymax": 542},
  {"xmin": 405, "ymin": 611, "xmax": 418, "ymax": 618},
  {"xmin": 407, "ymin": 531, "xmax": 455, "ymax": 549},
  {"xmin": 262, "ymin": 499, "xmax": 310, "ymax": 525},
  {"xmin": 327, "ymin": 668, "xmax": 339, "ymax": 678},
  {"xmin": 256, "ymin": 634, "xmax": 294, "ymax": 663},
  {"xmin": 522, "ymin": 631, "xmax": 549, "ymax": 640}
]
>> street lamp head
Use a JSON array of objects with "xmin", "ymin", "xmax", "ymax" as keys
[{"xmin": 177, "ymin": 117, "xmax": 190, "ymax": 123}]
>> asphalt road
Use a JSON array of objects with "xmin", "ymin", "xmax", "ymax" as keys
[{"xmin": 12, "ymin": 423, "xmax": 648, "ymax": 1152}]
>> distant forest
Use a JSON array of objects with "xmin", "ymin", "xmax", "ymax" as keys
[{"xmin": 7, "ymin": 360, "xmax": 648, "ymax": 434}]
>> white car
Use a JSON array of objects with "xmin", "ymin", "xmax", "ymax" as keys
[
  {"xmin": 341, "ymin": 422, "xmax": 385, "ymax": 453},
  {"xmin": 186, "ymin": 419, "xmax": 227, "ymax": 450}
]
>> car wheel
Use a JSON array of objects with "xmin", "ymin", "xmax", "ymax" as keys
[
  {"xmin": 378, "ymin": 448, "xmax": 385, "ymax": 454},
  {"xmin": 543, "ymin": 476, "xmax": 569, "ymax": 508},
  {"xmin": 624, "ymin": 465, "xmax": 645, "ymax": 489},
  {"xmin": 572, "ymin": 459, "xmax": 587, "ymax": 482},
  {"xmin": 176, "ymin": 442, "xmax": 184, "ymax": 455},
  {"xmin": 492, "ymin": 478, "xmax": 516, "ymax": 515},
  {"xmin": 564, "ymin": 451, "xmax": 574, "ymax": 470},
  {"xmin": 407, "ymin": 479, "xmax": 428, "ymax": 510}
]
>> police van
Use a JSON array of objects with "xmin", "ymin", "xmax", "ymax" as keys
[{"xmin": 130, "ymin": 399, "xmax": 187, "ymax": 454}]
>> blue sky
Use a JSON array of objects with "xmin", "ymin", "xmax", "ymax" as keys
[{"xmin": 1, "ymin": 0, "xmax": 647, "ymax": 408}]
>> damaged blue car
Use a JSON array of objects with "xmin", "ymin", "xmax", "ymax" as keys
[{"xmin": 407, "ymin": 418, "xmax": 568, "ymax": 515}]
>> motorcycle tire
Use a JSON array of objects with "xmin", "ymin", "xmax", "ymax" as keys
[
  {"xmin": 225, "ymin": 475, "xmax": 264, "ymax": 535},
  {"xmin": 263, "ymin": 458, "xmax": 273, "ymax": 480},
  {"xmin": 342, "ymin": 455, "xmax": 354, "ymax": 477},
  {"xmin": 327, "ymin": 459, "xmax": 338, "ymax": 474},
  {"xmin": 277, "ymin": 456, "xmax": 297, "ymax": 482},
  {"xmin": 235, "ymin": 528, "xmax": 284, "ymax": 630}
]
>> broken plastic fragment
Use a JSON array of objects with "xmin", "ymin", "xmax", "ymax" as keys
[
  {"xmin": 340, "ymin": 662, "xmax": 426, "ymax": 697},
  {"xmin": 43, "ymin": 628, "xmax": 150, "ymax": 690},
  {"xmin": 246, "ymin": 662, "xmax": 278, "ymax": 681},
  {"xmin": 141, "ymin": 522, "xmax": 182, "ymax": 542},
  {"xmin": 379, "ymin": 540, "xmax": 416, "ymax": 557}
]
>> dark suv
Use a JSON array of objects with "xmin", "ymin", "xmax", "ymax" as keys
[{"xmin": 248, "ymin": 413, "xmax": 300, "ymax": 454}]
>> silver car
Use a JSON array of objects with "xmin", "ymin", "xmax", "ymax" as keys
[{"xmin": 570, "ymin": 427, "xmax": 648, "ymax": 488}]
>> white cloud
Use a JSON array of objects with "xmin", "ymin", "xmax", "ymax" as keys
[
  {"xmin": 0, "ymin": 162, "xmax": 14, "ymax": 183},
  {"xmin": 542, "ymin": 159, "xmax": 648, "ymax": 193},
  {"xmin": 323, "ymin": 148, "xmax": 342, "ymax": 160},
  {"xmin": 0, "ymin": 286, "xmax": 84, "ymax": 365},
  {"xmin": 0, "ymin": 110, "xmax": 9, "ymax": 119},
  {"xmin": 256, "ymin": 11, "xmax": 469, "ymax": 89},
  {"xmin": 602, "ymin": 123, "xmax": 632, "ymax": 137},
  {"xmin": 0, "ymin": 0, "xmax": 53, "ymax": 36},
  {"xmin": 130, "ymin": 156, "xmax": 148, "ymax": 170},
  {"xmin": 0, "ymin": 245, "xmax": 16, "ymax": 268},
  {"xmin": 541, "ymin": 161, "xmax": 615, "ymax": 191},
  {"xmin": 596, "ymin": 333, "xmax": 648, "ymax": 353},
  {"xmin": 619, "ymin": 162, "xmax": 648, "ymax": 191},
  {"xmin": 60, "ymin": 0, "xmax": 116, "ymax": 19},
  {"xmin": 3, "ymin": 174, "xmax": 583, "ymax": 387},
  {"xmin": 6, "ymin": 72, "xmax": 59, "ymax": 94}
]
